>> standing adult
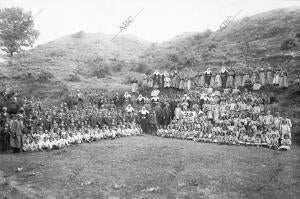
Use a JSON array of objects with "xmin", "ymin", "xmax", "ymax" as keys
[
  {"xmin": 149, "ymin": 110, "xmax": 158, "ymax": 135},
  {"xmin": 204, "ymin": 68, "xmax": 212, "ymax": 87},
  {"xmin": 220, "ymin": 67, "xmax": 228, "ymax": 88},
  {"xmin": 10, "ymin": 114, "xmax": 24, "ymax": 153},
  {"xmin": 138, "ymin": 107, "xmax": 149, "ymax": 134}
]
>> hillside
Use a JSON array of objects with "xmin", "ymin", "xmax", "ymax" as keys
[
  {"xmin": 0, "ymin": 32, "xmax": 151, "ymax": 103},
  {"xmin": 0, "ymin": 7, "xmax": 299, "ymax": 104},
  {"xmin": 142, "ymin": 7, "xmax": 300, "ymax": 77}
]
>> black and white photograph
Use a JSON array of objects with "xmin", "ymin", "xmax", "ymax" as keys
[{"xmin": 0, "ymin": 0, "xmax": 300, "ymax": 198}]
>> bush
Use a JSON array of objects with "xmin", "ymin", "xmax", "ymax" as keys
[
  {"xmin": 281, "ymin": 38, "xmax": 296, "ymax": 50},
  {"xmin": 37, "ymin": 70, "xmax": 54, "ymax": 82},
  {"xmin": 134, "ymin": 62, "xmax": 150, "ymax": 74},
  {"xmin": 72, "ymin": 30, "xmax": 85, "ymax": 38},
  {"xmin": 208, "ymin": 43, "xmax": 217, "ymax": 51},
  {"xmin": 93, "ymin": 67, "xmax": 111, "ymax": 78},
  {"xmin": 68, "ymin": 74, "xmax": 81, "ymax": 82},
  {"xmin": 112, "ymin": 63, "xmax": 123, "ymax": 72}
]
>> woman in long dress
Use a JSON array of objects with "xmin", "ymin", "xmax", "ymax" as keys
[
  {"xmin": 266, "ymin": 67, "xmax": 273, "ymax": 85},
  {"xmin": 226, "ymin": 71, "xmax": 234, "ymax": 88},
  {"xmin": 234, "ymin": 70, "xmax": 242, "ymax": 88},
  {"xmin": 215, "ymin": 73, "xmax": 222, "ymax": 88},
  {"xmin": 220, "ymin": 67, "xmax": 228, "ymax": 88},
  {"xmin": 210, "ymin": 73, "xmax": 215, "ymax": 88},
  {"xmin": 204, "ymin": 68, "xmax": 212, "ymax": 87},
  {"xmin": 259, "ymin": 68, "xmax": 265, "ymax": 86},
  {"xmin": 138, "ymin": 107, "xmax": 150, "ymax": 134},
  {"xmin": 279, "ymin": 68, "xmax": 285, "ymax": 88},
  {"xmin": 273, "ymin": 68, "xmax": 280, "ymax": 86},
  {"xmin": 200, "ymin": 73, "xmax": 205, "ymax": 87},
  {"xmin": 186, "ymin": 77, "xmax": 192, "ymax": 91},
  {"xmin": 164, "ymin": 73, "xmax": 171, "ymax": 89}
]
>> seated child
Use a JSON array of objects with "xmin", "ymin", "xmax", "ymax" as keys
[
  {"xmin": 253, "ymin": 133, "xmax": 262, "ymax": 147},
  {"xmin": 269, "ymin": 132, "xmax": 279, "ymax": 150},
  {"xmin": 260, "ymin": 131, "xmax": 270, "ymax": 147},
  {"xmin": 278, "ymin": 134, "xmax": 291, "ymax": 151}
]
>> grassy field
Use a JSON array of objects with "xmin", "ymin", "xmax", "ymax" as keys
[{"xmin": 0, "ymin": 135, "xmax": 299, "ymax": 199}]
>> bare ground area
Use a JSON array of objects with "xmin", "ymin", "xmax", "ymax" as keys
[{"xmin": 0, "ymin": 135, "xmax": 299, "ymax": 199}]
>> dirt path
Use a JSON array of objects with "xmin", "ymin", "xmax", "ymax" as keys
[{"xmin": 1, "ymin": 135, "xmax": 299, "ymax": 199}]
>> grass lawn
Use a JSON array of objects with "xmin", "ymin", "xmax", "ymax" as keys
[{"xmin": 0, "ymin": 135, "xmax": 299, "ymax": 199}]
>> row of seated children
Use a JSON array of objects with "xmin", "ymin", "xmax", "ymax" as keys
[
  {"xmin": 156, "ymin": 120, "xmax": 291, "ymax": 151},
  {"xmin": 23, "ymin": 123, "xmax": 142, "ymax": 152}
]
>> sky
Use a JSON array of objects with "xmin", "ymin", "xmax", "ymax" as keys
[{"xmin": 1, "ymin": 0, "xmax": 300, "ymax": 45}]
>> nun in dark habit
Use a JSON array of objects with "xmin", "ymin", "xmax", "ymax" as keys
[
  {"xmin": 204, "ymin": 68, "xmax": 212, "ymax": 86},
  {"xmin": 138, "ymin": 106, "xmax": 150, "ymax": 134}
]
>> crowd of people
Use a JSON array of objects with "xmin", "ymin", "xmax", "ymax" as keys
[
  {"xmin": 142, "ymin": 66, "xmax": 290, "ymax": 91},
  {"xmin": 154, "ymin": 90, "xmax": 292, "ymax": 150},
  {"xmin": 0, "ymin": 66, "xmax": 295, "ymax": 153},
  {"xmin": 0, "ymin": 89, "xmax": 144, "ymax": 153}
]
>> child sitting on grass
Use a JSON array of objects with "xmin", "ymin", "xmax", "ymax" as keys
[{"xmin": 279, "ymin": 134, "xmax": 292, "ymax": 151}]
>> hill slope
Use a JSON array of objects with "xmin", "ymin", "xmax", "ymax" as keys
[
  {"xmin": 0, "ymin": 7, "xmax": 299, "ymax": 103},
  {"xmin": 142, "ymin": 7, "xmax": 300, "ymax": 76}
]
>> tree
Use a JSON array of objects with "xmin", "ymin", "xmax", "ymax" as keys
[{"xmin": 0, "ymin": 7, "xmax": 39, "ymax": 56}]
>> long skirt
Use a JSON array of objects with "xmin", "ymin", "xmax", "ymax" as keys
[
  {"xmin": 179, "ymin": 79, "xmax": 185, "ymax": 90},
  {"xmin": 0, "ymin": 133, "xmax": 10, "ymax": 151},
  {"xmin": 235, "ymin": 75, "xmax": 242, "ymax": 87},
  {"xmin": 226, "ymin": 76, "xmax": 234, "ymax": 88},
  {"xmin": 176, "ymin": 78, "xmax": 180, "ymax": 89},
  {"xmin": 283, "ymin": 76, "xmax": 288, "ymax": 88},
  {"xmin": 279, "ymin": 76, "xmax": 284, "ymax": 88},
  {"xmin": 215, "ymin": 75, "xmax": 222, "ymax": 88},
  {"xmin": 205, "ymin": 76, "xmax": 211, "ymax": 86},
  {"xmin": 210, "ymin": 77, "xmax": 215, "ymax": 87},
  {"xmin": 242, "ymin": 75, "xmax": 249, "ymax": 87},
  {"xmin": 140, "ymin": 118, "xmax": 149, "ymax": 134},
  {"xmin": 221, "ymin": 75, "xmax": 227, "ymax": 88},
  {"xmin": 148, "ymin": 78, "xmax": 153, "ymax": 88},
  {"xmin": 251, "ymin": 75, "xmax": 257, "ymax": 84},
  {"xmin": 259, "ymin": 72, "xmax": 265, "ymax": 86},
  {"xmin": 266, "ymin": 72, "xmax": 273, "ymax": 85},
  {"xmin": 186, "ymin": 79, "xmax": 191, "ymax": 91},
  {"xmin": 10, "ymin": 135, "xmax": 23, "ymax": 149},
  {"xmin": 200, "ymin": 76, "xmax": 205, "ymax": 86},
  {"xmin": 273, "ymin": 74, "xmax": 280, "ymax": 85}
]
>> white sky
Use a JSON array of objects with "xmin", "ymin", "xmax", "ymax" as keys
[{"xmin": 1, "ymin": 0, "xmax": 299, "ymax": 45}]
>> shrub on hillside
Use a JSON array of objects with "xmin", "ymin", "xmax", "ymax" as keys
[
  {"xmin": 67, "ymin": 74, "xmax": 81, "ymax": 82},
  {"xmin": 72, "ymin": 30, "xmax": 85, "ymax": 38},
  {"xmin": 281, "ymin": 38, "xmax": 296, "ymax": 50},
  {"xmin": 134, "ymin": 62, "xmax": 150, "ymax": 74},
  {"xmin": 112, "ymin": 63, "xmax": 123, "ymax": 72},
  {"xmin": 193, "ymin": 30, "xmax": 212, "ymax": 41},
  {"xmin": 93, "ymin": 67, "xmax": 111, "ymax": 78},
  {"xmin": 37, "ymin": 70, "xmax": 54, "ymax": 82}
]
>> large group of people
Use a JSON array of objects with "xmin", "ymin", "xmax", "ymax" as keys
[
  {"xmin": 153, "ymin": 89, "xmax": 292, "ymax": 150},
  {"xmin": 0, "ymin": 89, "xmax": 144, "ymax": 153},
  {"xmin": 0, "ymin": 65, "xmax": 295, "ymax": 153},
  {"xmin": 142, "ymin": 66, "xmax": 290, "ymax": 91}
]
